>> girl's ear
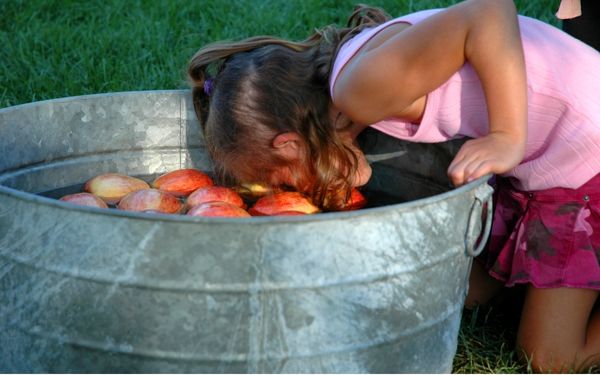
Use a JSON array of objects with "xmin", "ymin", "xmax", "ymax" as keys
[{"xmin": 272, "ymin": 132, "xmax": 303, "ymax": 161}]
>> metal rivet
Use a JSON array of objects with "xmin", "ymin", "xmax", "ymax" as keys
[
  {"xmin": 528, "ymin": 193, "xmax": 534, "ymax": 199},
  {"xmin": 583, "ymin": 195, "xmax": 590, "ymax": 202}
]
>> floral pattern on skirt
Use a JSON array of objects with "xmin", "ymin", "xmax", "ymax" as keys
[{"xmin": 482, "ymin": 174, "xmax": 600, "ymax": 290}]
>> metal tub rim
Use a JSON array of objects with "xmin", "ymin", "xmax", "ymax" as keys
[{"xmin": 0, "ymin": 89, "xmax": 186, "ymax": 113}]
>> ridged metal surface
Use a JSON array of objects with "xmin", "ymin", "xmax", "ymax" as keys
[{"xmin": 0, "ymin": 90, "xmax": 492, "ymax": 373}]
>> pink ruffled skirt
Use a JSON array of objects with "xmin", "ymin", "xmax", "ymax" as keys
[{"xmin": 482, "ymin": 174, "xmax": 600, "ymax": 290}]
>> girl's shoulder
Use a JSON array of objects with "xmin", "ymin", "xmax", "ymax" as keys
[{"xmin": 329, "ymin": 9, "xmax": 444, "ymax": 98}]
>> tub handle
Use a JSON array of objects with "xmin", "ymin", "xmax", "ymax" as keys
[{"xmin": 465, "ymin": 184, "xmax": 494, "ymax": 257}]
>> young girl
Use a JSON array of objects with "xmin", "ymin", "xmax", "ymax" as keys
[{"xmin": 188, "ymin": 0, "xmax": 600, "ymax": 371}]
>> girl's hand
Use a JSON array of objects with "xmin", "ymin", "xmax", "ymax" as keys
[{"xmin": 447, "ymin": 131, "xmax": 525, "ymax": 186}]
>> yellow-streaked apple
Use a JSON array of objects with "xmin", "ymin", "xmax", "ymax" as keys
[
  {"xmin": 152, "ymin": 168, "xmax": 213, "ymax": 197},
  {"xmin": 59, "ymin": 192, "xmax": 109, "ymax": 208},
  {"xmin": 249, "ymin": 191, "xmax": 319, "ymax": 216},
  {"xmin": 84, "ymin": 173, "xmax": 150, "ymax": 204},
  {"xmin": 187, "ymin": 186, "xmax": 245, "ymax": 208},
  {"xmin": 117, "ymin": 188, "xmax": 182, "ymax": 214},
  {"xmin": 187, "ymin": 201, "xmax": 250, "ymax": 218}
]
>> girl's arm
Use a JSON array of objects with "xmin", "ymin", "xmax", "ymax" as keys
[{"xmin": 333, "ymin": 0, "xmax": 527, "ymax": 186}]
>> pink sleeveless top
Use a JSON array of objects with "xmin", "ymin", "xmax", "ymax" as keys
[{"xmin": 330, "ymin": 9, "xmax": 600, "ymax": 191}]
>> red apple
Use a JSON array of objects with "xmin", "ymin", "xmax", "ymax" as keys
[
  {"xmin": 324, "ymin": 188, "xmax": 368, "ymax": 211},
  {"xmin": 152, "ymin": 168, "xmax": 213, "ymax": 197},
  {"xmin": 342, "ymin": 188, "xmax": 368, "ymax": 211},
  {"xmin": 117, "ymin": 189, "xmax": 182, "ymax": 214},
  {"xmin": 249, "ymin": 192, "xmax": 320, "ymax": 216},
  {"xmin": 59, "ymin": 192, "xmax": 108, "ymax": 209},
  {"xmin": 187, "ymin": 186, "xmax": 245, "ymax": 208},
  {"xmin": 84, "ymin": 173, "xmax": 150, "ymax": 204},
  {"xmin": 187, "ymin": 201, "xmax": 250, "ymax": 218}
]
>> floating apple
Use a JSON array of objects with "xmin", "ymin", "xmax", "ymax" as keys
[
  {"xmin": 248, "ymin": 191, "xmax": 320, "ymax": 216},
  {"xmin": 152, "ymin": 168, "xmax": 213, "ymax": 197},
  {"xmin": 84, "ymin": 173, "xmax": 150, "ymax": 204},
  {"xmin": 343, "ymin": 188, "xmax": 368, "ymax": 211},
  {"xmin": 323, "ymin": 187, "xmax": 368, "ymax": 211},
  {"xmin": 117, "ymin": 188, "xmax": 182, "ymax": 214},
  {"xmin": 187, "ymin": 201, "xmax": 251, "ymax": 218},
  {"xmin": 187, "ymin": 186, "xmax": 245, "ymax": 208},
  {"xmin": 59, "ymin": 192, "xmax": 108, "ymax": 208},
  {"xmin": 232, "ymin": 182, "xmax": 275, "ymax": 199}
]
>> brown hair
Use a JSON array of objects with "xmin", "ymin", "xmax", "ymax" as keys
[{"xmin": 188, "ymin": 4, "xmax": 390, "ymax": 210}]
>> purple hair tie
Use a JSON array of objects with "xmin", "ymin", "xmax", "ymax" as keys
[{"xmin": 203, "ymin": 78, "xmax": 214, "ymax": 96}]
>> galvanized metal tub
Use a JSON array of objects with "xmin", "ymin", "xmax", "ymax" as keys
[{"xmin": 0, "ymin": 90, "xmax": 492, "ymax": 373}]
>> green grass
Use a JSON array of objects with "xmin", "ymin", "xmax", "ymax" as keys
[
  {"xmin": 1, "ymin": 0, "xmax": 564, "ymax": 373},
  {"xmin": 1, "ymin": 0, "xmax": 560, "ymax": 108},
  {"xmin": 454, "ymin": 289, "xmax": 529, "ymax": 374}
]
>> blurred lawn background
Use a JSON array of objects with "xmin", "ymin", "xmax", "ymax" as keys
[
  {"xmin": 1, "ymin": 0, "xmax": 566, "ymax": 373},
  {"xmin": 1, "ymin": 0, "xmax": 560, "ymax": 108}
]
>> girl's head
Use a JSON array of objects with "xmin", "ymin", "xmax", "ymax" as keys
[{"xmin": 188, "ymin": 5, "xmax": 390, "ymax": 210}]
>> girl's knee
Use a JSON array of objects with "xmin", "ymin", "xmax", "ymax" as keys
[
  {"xmin": 518, "ymin": 346, "xmax": 600, "ymax": 374},
  {"xmin": 517, "ymin": 342, "xmax": 572, "ymax": 373},
  {"xmin": 517, "ymin": 336, "xmax": 598, "ymax": 373},
  {"xmin": 517, "ymin": 287, "xmax": 600, "ymax": 372}
]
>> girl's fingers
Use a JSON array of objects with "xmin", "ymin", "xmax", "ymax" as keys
[
  {"xmin": 448, "ymin": 155, "xmax": 491, "ymax": 186},
  {"xmin": 448, "ymin": 166, "xmax": 464, "ymax": 186},
  {"xmin": 447, "ymin": 149, "xmax": 470, "ymax": 184},
  {"xmin": 464, "ymin": 159, "xmax": 493, "ymax": 183},
  {"xmin": 448, "ymin": 133, "xmax": 523, "ymax": 186},
  {"xmin": 448, "ymin": 158, "xmax": 472, "ymax": 186}
]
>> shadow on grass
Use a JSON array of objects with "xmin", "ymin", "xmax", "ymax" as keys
[{"xmin": 453, "ymin": 286, "xmax": 528, "ymax": 374}]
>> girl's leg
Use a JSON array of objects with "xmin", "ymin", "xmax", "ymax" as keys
[
  {"xmin": 516, "ymin": 285, "xmax": 600, "ymax": 372},
  {"xmin": 464, "ymin": 260, "xmax": 505, "ymax": 309}
]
